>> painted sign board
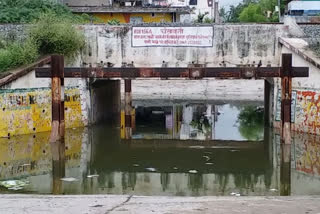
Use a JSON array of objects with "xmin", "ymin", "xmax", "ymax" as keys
[{"xmin": 132, "ymin": 26, "xmax": 213, "ymax": 47}]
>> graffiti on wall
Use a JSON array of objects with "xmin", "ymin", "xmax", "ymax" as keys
[
  {"xmin": 0, "ymin": 87, "xmax": 84, "ymax": 138},
  {"xmin": 275, "ymin": 89, "xmax": 320, "ymax": 135},
  {"xmin": 294, "ymin": 90, "xmax": 320, "ymax": 135}
]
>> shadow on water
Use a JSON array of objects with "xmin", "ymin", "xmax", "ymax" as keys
[{"xmin": 0, "ymin": 100, "xmax": 317, "ymax": 196}]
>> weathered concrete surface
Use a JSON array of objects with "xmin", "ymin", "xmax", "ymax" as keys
[
  {"xmin": 0, "ymin": 24, "xmax": 289, "ymax": 67},
  {"xmin": 121, "ymin": 79, "xmax": 264, "ymax": 101},
  {"xmin": 77, "ymin": 24, "xmax": 287, "ymax": 68},
  {"xmin": 1, "ymin": 195, "xmax": 320, "ymax": 214}
]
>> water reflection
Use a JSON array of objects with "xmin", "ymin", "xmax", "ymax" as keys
[
  {"xmin": 238, "ymin": 106, "xmax": 264, "ymax": 141},
  {"xmin": 51, "ymin": 141, "xmax": 65, "ymax": 195},
  {"xmin": 134, "ymin": 101, "xmax": 264, "ymax": 141},
  {"xmin": 0, "ymin": 101, "xmax": 318, "ymax": 196},
  {"xmin": 280, "ymin": 144, "xmax": 291, "ymax": 196}
]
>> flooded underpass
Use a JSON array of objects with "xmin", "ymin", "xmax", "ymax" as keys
[{"xmin": 0, "ymin": 99, "xmax": 319, "ymax": 197}]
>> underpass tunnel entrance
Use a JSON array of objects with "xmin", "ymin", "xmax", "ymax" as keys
[{"xmin": 90, "ymin": 79, "xmax": 121, "ymax": 126}]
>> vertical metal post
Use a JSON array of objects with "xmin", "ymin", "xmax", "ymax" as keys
[
  {"xmin": 125, "ymin": 79, "xmax": 132, "ymax": 139},
  {"xmin": 50, "ymin": 55, "xmax": 65, "ymax": 143},
  {"xmin": 264, "ymin": 79, "xmax": 271, "ymax": 127},
  {"xmin": 280, "ymin": 54, "xmax": 292, "ymax": 145}
]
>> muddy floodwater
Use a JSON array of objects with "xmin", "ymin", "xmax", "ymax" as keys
[{"xmin": 0, "ymin": 99, "xmax": 319, "ymax": 196}]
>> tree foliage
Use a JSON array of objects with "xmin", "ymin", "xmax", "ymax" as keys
[
  {"xmin": 29, "ymin": 13, "xmax": 85, "ymax": 58},
  {"xmin": 0, "ymin": 13, "xmax": 85, "ymax": 72},
  {"xmin": 0, "ymin": 0, "xmax": 99, "ymax": 24},
  {"xmin": 225, "ymin": 0, "xmax": 254, "ymax": 22},
  {"xmin": 0, "ymin": 39, "xmax": 38, "ymax": 72},
  {"xmin": 223, "ymin": 0, "xmax": 280, "ymax": 23},
  {"xmin": 0, "ymin": 0, "xmax": 70, "ymax": 23},
  {"xmin": 239, "ymin": 4, "xmax": 267, "ymax": 22}
]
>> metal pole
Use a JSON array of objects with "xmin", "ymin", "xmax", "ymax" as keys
[
  {"xmin": 50, "ymin": 55, "xmax": 65, "ymax": 143},
  {"xmin": 280, "ymin": 54, "xmax": 292, "ymax": 145},
  {"xmin": 125, "ymin": 79, "xmax": 132, "ymax": 139}
]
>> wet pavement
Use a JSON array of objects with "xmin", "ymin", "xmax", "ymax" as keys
[{"xmin": 0, "ymin": 100, "xmax": 320, "ymax": 197}]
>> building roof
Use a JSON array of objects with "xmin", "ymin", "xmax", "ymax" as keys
[
  {"xmin": 279, "ymin": 37, "xmax": 320, "ymax": 70},
  {"xmin": 288, "ymin": 1, "xmax": 320, "ymax": 10},
  {"xmin": 69, "ymin": 6, "xmax": 192, "ymax": 14}
]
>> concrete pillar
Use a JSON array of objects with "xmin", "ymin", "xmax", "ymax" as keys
[
  {"xmin": 124, "ymin": 79, "xmax": 132, "ymax": 139},
  {"xmin": 280, "ymin": 54, "xmax": 293, "ymax": 145},
  {"xmin": 50, "ymin": 55, "xmax": 65, "ymax": 144},
  {"xmin": 280, "ymin": 144, "xmax": 291, "ymax": 196}
]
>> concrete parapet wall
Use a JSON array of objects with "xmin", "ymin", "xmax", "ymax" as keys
[{"xmin": 76, "ymin": 24, "xmax": 289, "ymax": 67}]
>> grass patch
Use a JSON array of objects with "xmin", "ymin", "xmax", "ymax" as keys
[
  {"xmin": 0, "ymin": 40, "xmax": 39, "ymax": 72},
  {"xmin": 0, "ymin": 13, "xmax": 86, "ymax": 72},
  {"xmin": 0, "ymin": 0, "xmax": 99, "ymax": 24},
  {"xmin": 29, "ymin": 13, "xmax": 85, "ymax": 58}
]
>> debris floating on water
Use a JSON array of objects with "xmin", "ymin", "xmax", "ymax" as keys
[
  {"xmin": 188, "ymin": 170, "xmax": 198, "ymax": 174},
  {"xmin": 87, "ymin": 175, "xmax": 99, "ymax": 178},
  {"xmin": 189, "ymin": 146, "xmax": 205, "ymax": 149},
  {"xmin": 203, "ymin": 155, "xmax": 211, "ymax": 161},
  {"xmin": 230, "ymin": 192, "xmax": 241, "ymax": 196},
  {"xmin": 270, "ymin": 188, "xmax": 278, "ymax": 192},
  {"xmin": 205, "ymin": 162, "xmax": 214, "ymax": 165},
  {"xmin": 173, "ymin": 167, "xmax": 178, "ymax": 170},
  {"xmin": 60, "ymin": 177, "xmax": 79, "ymax": 182},
  {"xmin": 133, "ymin": 164, "xmax": 139, "ymax": 167},
  {"xmin": 0, "ymin": 180, "xmax": 29, "ymax": 190},
  {"xmin": 146, "ymin": 167, "xmax": 156, "ymax": 172},
  {"xmin": 230, "ymin": 150, "xmax": 240, "ymax": 152}
]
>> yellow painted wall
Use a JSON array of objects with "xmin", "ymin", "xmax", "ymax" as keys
[
  {"xmin": 0, "ymin": 87, "xmax": 84, "ymax": 138},
  {"xmin": 93, "ymin": 13, "xmax": 173, "ymax": 23}
]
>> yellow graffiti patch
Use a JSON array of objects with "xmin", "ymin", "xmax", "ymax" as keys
[{"xmin": 0, "ymin": 88, "xmax": 84, "ymax": 138}]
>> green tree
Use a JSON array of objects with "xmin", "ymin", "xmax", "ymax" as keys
[
  {"xmin": 225, "ymin": 0, "xmax": 280, "ymax": 23},
  {"xmin": 237, "ymin": 106, "xmax": 264, "ymax": 141},
  {"xmin": 227, "ymin": 0, "xmax": 255, "ymax": 22},
  {"xmin": 239, "ymin": 3, "xmax": 267, "ymax": 22}
]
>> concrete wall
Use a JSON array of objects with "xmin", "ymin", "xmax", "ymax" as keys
[
  {"xmin": 0, "ymin": 70, "xmax": 91, "ymax": 137},
  {"xmin": 273, "ymin": 46, "xmax": 320, "ymax": 135},
  {"xmin": 0, "ymin": 24, "xmax": 288, "ymax": 67},
  {"xmin": 75, "ymin": 24, "xmax": 288, "ymax": 68}
]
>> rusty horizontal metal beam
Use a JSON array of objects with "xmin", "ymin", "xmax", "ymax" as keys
[{"xmin": 35, "ymin": 66, "xmax": 309, "ymax": 79}]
